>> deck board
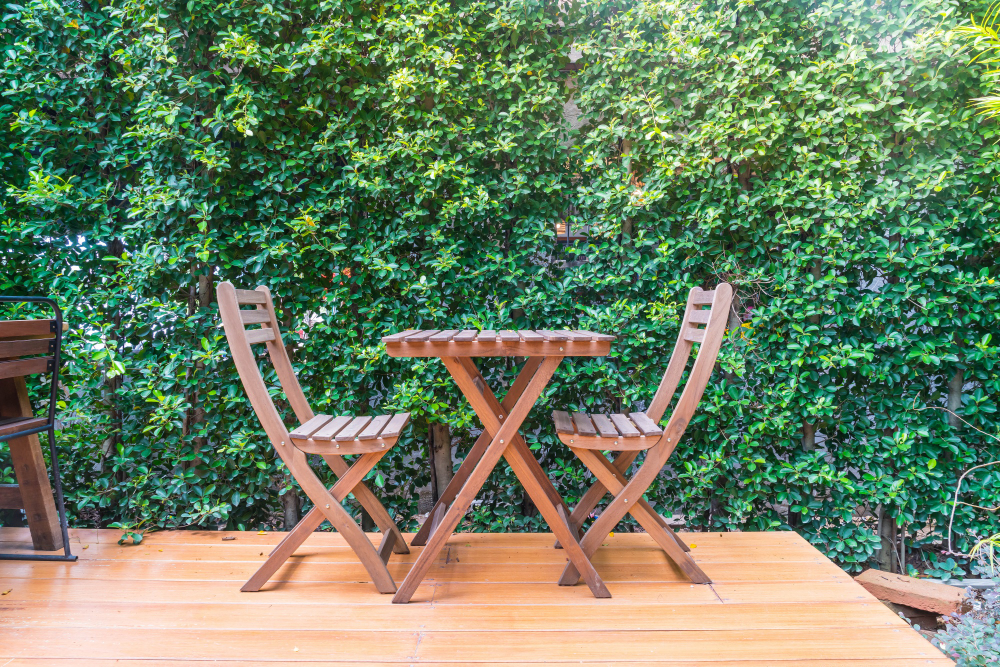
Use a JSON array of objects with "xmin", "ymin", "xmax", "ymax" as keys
[{"xmin": 0, "ymin": 528, "xmax": 950, "ymax": 664}]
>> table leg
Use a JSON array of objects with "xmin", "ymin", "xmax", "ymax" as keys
[
  {"xmin": 500, "ymin": 438, "xmax": 609, "ymax": 596},
  {"xmin": 407, "ymin": 355, "xmax": 606, "ymax": 599},
  {"xmin": 392, "ymin": 356, "xmax": 562, "ymax": 604},
  {"xmin": 411, "ymin": 358, "xmax": 543, "ymax": 547},
  {"xmin": 454, "ymin": 357, "xmax": 606, "ymax": 596},
  {"xmin": 455, "ymin": 357, "xmax": 571, "ymax": 520}
]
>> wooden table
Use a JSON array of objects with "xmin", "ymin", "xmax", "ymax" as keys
[{"xmin": 383, "ymin": 329, "xmax": 614, "ymax": 603}]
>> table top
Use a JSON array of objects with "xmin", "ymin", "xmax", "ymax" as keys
[{"xmin": 383, "ymin": 329, "xmax": 614, "ymax": 358}]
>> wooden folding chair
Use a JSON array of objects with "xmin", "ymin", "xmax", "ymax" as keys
[
  {"xmin": 551, "ymin": 283, "xmax": 733, "ymax": 587},
  {"xmin": 217, "ymin": 282, "xmax": 411, "ymax": 594}
]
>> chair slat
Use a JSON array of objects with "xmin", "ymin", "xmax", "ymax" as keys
[
  {"xmin": 246, "ymin": 328, "xmax": 276, "ymax": 344},
  {"xmin": 452, "ymin": 330, "xmax": 478, "ymax": 342},
  {"xmin": 358, "ymin": 414, "xmax": 393, "ymax": 440},
  {"xmin": 552, "ymin": 410, "xmax": 575, "ymax": 434},
  {"xmin": 335, "ymin": 416, "xmax": 373, "ymax": 442},
  {"xmin": 312, "ymin": 415, "xmax": 353, "ymax": 441},
  {"xmin": 379, "ymin": 412, "xmax": 410, "ymax": 439},
  {"xmin": 240, "ymin": 310, "xmax": 272, "ymax": 325},
  {"xmin": 610, "ymin": 414, "xmax": 641, "ymax": 438},
  {"xmin": 0, "ymin": 417, "xmax": 49, "ymax": 439},
  {"xmin": 519, "ymin": 330, "xmax": 544, "ymax": 342},
  {"xmin": 404, "ymin": 330, "xmax": 439, "ymax": 342},
  {"xmin": 429, "ymin": 330, "xmax": 459, "ymax": 342},
  {"xmin": 591, "ymin": 414, "xmax": 619, "ymax": 438},
  {"xmin": 687, "ymin": 309, "xmax": 712, "ymax": 324},
  {"xmin": 628, "ymin": 412, "xmax": 663, "ymax": 436},
  {"xmin": 0, "ymin": 320, "xmax": 56, "ymax": 338},
  {"xmin": 690, "ymin": 289, "xmax": 716, "ymax": 305},
  {"xmin": 382, "ymin": 330, "xmax": 417, "ymax": 343},
  {"xmin": 235, "ymin": 289, "xmax": 266, "ymax": 305},
  {"xmin": 571, "ymin": 412, "xmax": 597, "ymax": 436},
  {"xmin": 683, "ymin": 328, "xmax": 705, "ymax": 343},
  {"xmin": 477, "ymin": 330, "xmax": 498, "ymax": 342},
  {"xmin": 498, "ymin": 330, "xmax": 520, "ymax": 342},
  {"xmin": 289, "ymin": 415, "xmax": 334, "ymax": 440},
  {"xmin": 0, "ymin": 357, "xmax": 51, "ymax": 380},
  {"xmin": 0, "ymin": 339, "xmax": 51, "ymax": 359}
]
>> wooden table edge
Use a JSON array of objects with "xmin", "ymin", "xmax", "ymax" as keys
[{"xmin": 384, "ymin": 340, "xmax": 613, "ymax": 358}]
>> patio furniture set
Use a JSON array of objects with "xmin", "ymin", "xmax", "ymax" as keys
[{"xmin": 217, "ymin": 281, "xmax": 733, "ymax": 603}]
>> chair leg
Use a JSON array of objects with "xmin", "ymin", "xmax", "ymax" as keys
[
  {"xmin": 377, "ymin": 530, "xmax": 397, "ymax": 565},
  {"xmin": 242, "ymin": 450, "xmax": 397, "ymax": 593},
  {"xmin": 561, "ymin": 447, "xmax": 711, "ymax": 586},
  {"xmin": 584, "ymin": 451, "xmax": 690, "ymax": 553},
  {"xmin": 322, "ymin": 454, "xmax": 408, "ymax": 554},
  {"xmin": 242, "ymin": 510, "xmax": 322, "ymax": 592},
  {"xmin": 555, "ymin": 450, "xmax": 639, "ymax": 549}
]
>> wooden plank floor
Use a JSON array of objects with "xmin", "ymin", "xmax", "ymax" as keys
[{"xmin": 0, "ymin": 528, "xmax": 950, "ymax": 665}]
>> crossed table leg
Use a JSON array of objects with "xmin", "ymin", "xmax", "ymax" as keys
[
  {"xmin": 393, "ymin": 355, "xmax": 609, "ymax": 604},
  {"xmin": 411, "ymin": 357, "xmax": 569, "ymax": 547}
]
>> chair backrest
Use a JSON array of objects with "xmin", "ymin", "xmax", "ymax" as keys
[
  {"xmin": 645, "ymin": 283, "xmax": 734, "ymax": 425},
  {"xmin": 216, "ymin": 282, "xmax": 315, "ymax": 452},
  {"xmin": 0, "ymin": 299, "xmax": 64, "ymax": 441},
  {"xmin": 0, "ymin": 320, "xmax": 56, "ymax": 382}
]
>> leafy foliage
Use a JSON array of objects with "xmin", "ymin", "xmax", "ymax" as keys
[
  {"xmin": 1, "ymin": 0, "xmax": 998, "ymax": 574},
  {"xmin": 956, "ymin": 1, "xmax": 1000, "ymax": 118},
  {"xmin": 934, "ymin": 587, "xmax": 1000, "ymax": 665}
]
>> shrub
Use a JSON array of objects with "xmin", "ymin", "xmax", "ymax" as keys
[
  {"xmin": 1, "ymin": 0, "xmax": 998, "ymax": 574},
  {"xmin": 934, "ymin": 588, "xmax": 1000, "ymax": 665}
]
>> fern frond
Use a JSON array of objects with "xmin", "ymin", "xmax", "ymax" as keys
[{"xmin": 971, "ymin": 95, "xmax": 1000, "ymax": 119}]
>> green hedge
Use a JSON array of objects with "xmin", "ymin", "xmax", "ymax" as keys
[{"xmin": 2, "ymin": 0, "xmax": 998, "ymax": 575}]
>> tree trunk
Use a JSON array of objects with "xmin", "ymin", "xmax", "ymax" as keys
[
  {"xmin": 876, "ymin": 505, "xmax": 898, "ymax": 572},
  {"xmin": 802, "ymin": 259, "xmax": 821, "ymax": 451},
  {"xmin": 429, "ymin": 422, "xmax": 453, "ymax": 501},
  {"xmin": 802, "ymin": 421, "xmax": 816, "ymax": 451},
  {"xmin": 948, "ymin": 368, "xmax": 963, "ymax": 428},
  {"xmin": 281, "ymin": 473, "xmax": 299, "ymax": 529},
  {"xmin": 192, "ymin": 270, "xmax": 213, "ymax": 458},
  {"xmin": 106, "ymin": 238, "xmax": 125, "ymax": 481}
]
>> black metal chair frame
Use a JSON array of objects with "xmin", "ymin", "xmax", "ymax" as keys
[{"xmin": 0, "ymin": 296, "xmax": 76, "ymax": 562}]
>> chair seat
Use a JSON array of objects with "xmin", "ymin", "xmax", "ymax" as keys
[
  {"xmin": 552, "ymin": 410, "xmax": 663, "ymax": 451},
  {"xmin": 290, "ymin": 413, "xmax": 410, "ymax": 455}
]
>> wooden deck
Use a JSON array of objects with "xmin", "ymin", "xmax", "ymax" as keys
[{"xmin": 0, "ymin": 528, "xmax": 950, "ymax": 665}]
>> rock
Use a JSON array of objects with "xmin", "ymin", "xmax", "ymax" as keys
[{"xmin": 856, "ymin": 569, "xmax": 971, "ymax": 616}]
